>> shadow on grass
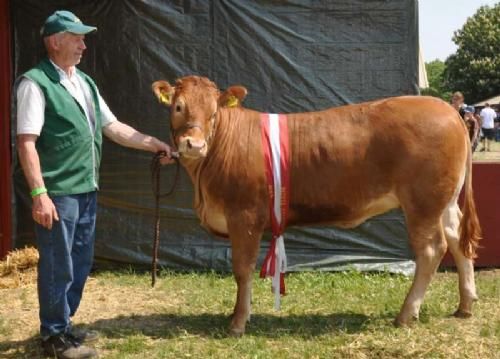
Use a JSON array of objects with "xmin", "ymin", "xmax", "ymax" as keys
[
  {"xmin": 89, "ymin": 311, "xmax": 374, "ymax": 339},
  {"xmin": 0, "ymin": 312, "xmax": 386, "ymax": 358},
  {"xmin": 0, "ymin": 337, "xmax": 44, "ymax": 359}
]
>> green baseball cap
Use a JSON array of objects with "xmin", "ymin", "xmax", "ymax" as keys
[{"xmin": 41, "ymin": 10, "xmax": 97, "ymax": 37}]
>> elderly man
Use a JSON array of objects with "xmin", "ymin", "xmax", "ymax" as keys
[{"xmin": 16, "ymin": 10, "xmax": 174, "ymax": 359}]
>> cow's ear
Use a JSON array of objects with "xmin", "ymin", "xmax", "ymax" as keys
[
  {"xmin": 152, "ymin": 80, "xmax": 175, "ymax": 107},
  {"xmin": 219, "ymin": 85, "xmax": 248, "ymax": 108}
]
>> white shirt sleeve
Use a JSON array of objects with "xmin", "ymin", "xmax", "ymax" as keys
[
  {"xmin": 97, "ymin": 91, "xmax": 117, "ymax": 128},
  {"xmin": 16, "ymin": 78, "xmax": 45, "ymax": 135},
  {"xmin": 18, "ymin": 74, "xmax": 117, "ymax": 133}
]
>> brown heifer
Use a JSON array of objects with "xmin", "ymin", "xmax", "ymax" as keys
[{"xmin": 152, "ymin": 76, "xmax": 481, "ymax": 336}]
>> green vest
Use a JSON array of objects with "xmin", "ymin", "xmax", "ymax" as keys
[{"xmin": 23, "ymin": 58, "xmax": 103, "ymax": 196}]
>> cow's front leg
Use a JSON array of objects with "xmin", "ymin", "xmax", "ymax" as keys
[{"xmin": 227, "ymin": 214, "xmax": 263, "ymax": 336}]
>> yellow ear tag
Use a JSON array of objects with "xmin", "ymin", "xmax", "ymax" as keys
[
  {"xmin": 159, "ymin": 91, "xmax": 172, "ymax": 106},
  {"xmin": 226, "ymin": 95, "xmax": 239, "ymax": 108}
]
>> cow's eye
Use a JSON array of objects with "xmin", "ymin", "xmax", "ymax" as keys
[{"xmin": 176, "ymin": 105, "xmax": 182, "ymax": 112}]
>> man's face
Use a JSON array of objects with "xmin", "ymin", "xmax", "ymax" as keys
[
  {"xmin": 451, "ymin": 95, "xmax": 463, "ymax": 107},
  {"xmin": 53, "ymin": 32, "xmax": 87, "ymax": 67}
]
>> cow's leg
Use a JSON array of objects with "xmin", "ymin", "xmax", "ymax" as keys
[
  {"xmin": 442, "ymin": 202, "xmax": 478, "ymax": 318},
  {"xmin": 395, "ymin": 218, "xmax": 447, "ymax": 326},
  {"xmin": 227, "ymin": 215, "xmax": 263, "ymax": 336}
]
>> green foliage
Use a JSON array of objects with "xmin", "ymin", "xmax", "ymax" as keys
[
  {"xmin": 426, "ymin": 60, "xmax": 446, "ymax": 90},
  {"xmin": 444, "ymin": 4, "xmax": 500, "ymax": 104},
  {"xmin": 421, "ymin": 60, "xmax": 452, "ymax": 101}
]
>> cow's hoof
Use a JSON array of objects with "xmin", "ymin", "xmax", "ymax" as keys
[
  {"xmin": 394, "ymin": 318, "xmax": 408, "ymax": 328},
  {"xmin": 228, "ymin": 327, "xmax": 245, "ymax": 337},
  {"xmin": 394, "ymin": 315, "xmax": 417, "ymax": 328},
  {"xmin": 453, "ymin": 309, "xmax": 472, "ymax": 319}
]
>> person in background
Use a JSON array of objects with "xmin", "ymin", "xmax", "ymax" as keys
[
  {"xmin": 479, "ymin": 103, "xmax": 496, "ymax": 152},
  {"xmin": 16, "ymin": 10, "xmax": 174, "ymax": 359},
  {"xmin": 451, "ymin": 91, "xmax": 466, "ymax": 118},
  {"xmin": 495, "ymin": 106, "xmax": 500, "ymax": 142},
  {"xmin": 474, "ymin": 108, "xmax": 483, "ymax": 147},
  {"xmin": 463, "ymin": 106, "xmax": 480, "ymax": 152}
]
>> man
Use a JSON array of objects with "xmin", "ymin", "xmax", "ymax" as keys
[
  {"xmin": 479, "ymin": 103, "xmax": 496, "ymax": 151},
  {"xmin": 451, "ymin": 91, "xmax": 466, "ymax": 118},
  {"xmin": 16, "ymin": 10, "xmax": 174, "ymax": 359}
]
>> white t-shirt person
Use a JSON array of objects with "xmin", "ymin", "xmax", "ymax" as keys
[{"xmin": 480, "ymin": 105, "xmax": 496, "ymax": 130}]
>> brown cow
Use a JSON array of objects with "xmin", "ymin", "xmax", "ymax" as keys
[{"xmin": 152, "ymin": 76, "xmax": 481, "ymax": 336}]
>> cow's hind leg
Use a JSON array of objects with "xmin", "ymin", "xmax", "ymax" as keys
[
  {"xmin": 227, "ymin": 215, "xmax": 263, "ymax": 336},
  {"xmin": 442, "ymin": 202, "xmax": 478, "ymax": 318},
  {"xmin": 395, "ymin": 218, "xmax": 447, "ymax": 326}
]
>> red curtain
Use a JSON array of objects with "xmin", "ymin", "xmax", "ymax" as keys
[{"xmin": 0, "ymin": 0, "xmax": 12, "ymax": 258}]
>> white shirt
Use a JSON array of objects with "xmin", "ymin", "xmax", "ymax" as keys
[
  {"xmin": 480, "ymin": 107, "xmax": 496, "ymax": 129},
  {"xmin": 17, "ymin": 61, "xmax": 117, "ymax": 135}
]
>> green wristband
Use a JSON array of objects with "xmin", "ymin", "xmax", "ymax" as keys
[{"xmin": 30, "ymin": 187, "xmax": 47, "ymax": 197}]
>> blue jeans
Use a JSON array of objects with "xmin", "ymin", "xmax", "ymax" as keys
[{"xmin": 35, "ymin": 191, "xmax": 97, "ymax": 338}]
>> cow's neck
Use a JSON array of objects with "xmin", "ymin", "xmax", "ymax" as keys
[
  {"xmin": 178, "ymin": 108, "xmax": 263, "ymax": 218},
  {"xmin": 180, "ymin": 157, "xmax": 204, "ymax": 182},
  {"xmin": 178, "ymin": 156, "xmax": 205, "ymax": 213}
]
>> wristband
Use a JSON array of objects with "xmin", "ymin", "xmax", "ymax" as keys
[{"xmin": 30, "ymin": 187, "xmax": 47, "ymax": 197}]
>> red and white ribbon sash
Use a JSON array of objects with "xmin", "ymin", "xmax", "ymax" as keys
[{"xmin": 259, "ymin": 113, "xmax": 290, "ymax": 310}]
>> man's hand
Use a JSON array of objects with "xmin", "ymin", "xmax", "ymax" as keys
[
  {"xmin": 17, "ymin": 134, "xmax": 59, "ymax": 229},
  {"xmin": 152, "ymin": 138, "xmax": 177, "ymax": 165},
  {"xmin": 32, "ymin": 193, "xmax": 59, "ymax": 229}
]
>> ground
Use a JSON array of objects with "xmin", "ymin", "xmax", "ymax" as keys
[
  {"xmin": 473, "ymin": 137, "xmax": 500, "ymax": 161},
  {"xmin": 0, "ymin": 258, "xmax": 499, "ymax": 358}
]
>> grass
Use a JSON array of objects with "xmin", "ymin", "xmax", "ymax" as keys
[
  {"xmin": 472, "ymin": 138, "xmax": 500, "ymax": 162},
  {"xmin": 0, "ymin": 268, "xmax": 499, "ymax": 358}
]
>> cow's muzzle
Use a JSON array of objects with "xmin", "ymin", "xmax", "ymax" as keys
[{"xmin": 177, "ymin": 136, "xmax": 208, "ymax": 158}]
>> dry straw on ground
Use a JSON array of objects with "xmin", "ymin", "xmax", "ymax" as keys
[{"xmin": 0, "ymin": 246, "xmax": 38, "ymax": 289}]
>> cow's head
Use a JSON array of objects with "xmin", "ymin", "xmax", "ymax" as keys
[{"xmin": 152, "ymin": 76, "xmax": 247, "ymax": 159}]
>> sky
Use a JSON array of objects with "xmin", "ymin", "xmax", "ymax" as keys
[{"xmin": 419, "ymin": 0, "xmax": 498, "ymax": 62}]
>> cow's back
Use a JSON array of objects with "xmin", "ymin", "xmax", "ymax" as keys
[{"xmin": 286, "ymin": 96, "xmax": 468, "ymax": 227}]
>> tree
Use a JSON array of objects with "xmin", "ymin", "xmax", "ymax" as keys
[
  {"xmin": 444, "ymin": 4, "xmax": 500, "ymax": 104},
  {"xmin": 420, "ymin": 60, "xmax": 451, "ymax": 101}
]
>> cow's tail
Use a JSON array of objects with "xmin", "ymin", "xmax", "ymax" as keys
[{"xmin": 459, "ymin": 138, "xmax": 481, "ymax": 259}]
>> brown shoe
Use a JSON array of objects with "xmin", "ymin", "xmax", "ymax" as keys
[{"xmin": 42, "ymin": 334, "xmax": 97, "ymax": 359}]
